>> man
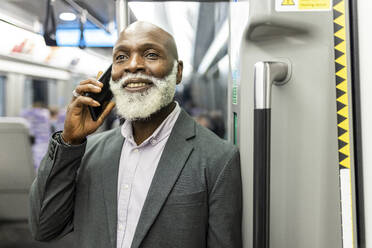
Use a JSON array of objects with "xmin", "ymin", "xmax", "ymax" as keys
[{"xmin": 29, "ymin": 21, "xmax": 242, "ymax": 248}]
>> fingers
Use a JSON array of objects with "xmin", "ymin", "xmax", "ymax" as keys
[
  {"xmin": 96, "ymin": 101, "xmax": 116, "ymax": 125},
  {"xmin": 70, "ymin": 70, "xmax": 104, "ymax": 108},
  {"xmin": 78, "ymin": 69, "xmax": 103, "ymax": 89},
  {"xmin": 72, "ymin": 95, "xmax": 101, "ymax": 108},
  {"xmin": 79, "ymin": 78, "xmax": 103, "ymax": 88},
  {"xmin": 72, "ymin": 76, "xmax": 103, "ymax": 101},
  {"xmin": 75, "ymin": 83, "xmax": 102, "ymax": 95}
]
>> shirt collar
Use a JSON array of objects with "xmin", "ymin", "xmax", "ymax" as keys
[{"xmin": 121, "ymin": 102, "xmax": 181, "ymax": 147}]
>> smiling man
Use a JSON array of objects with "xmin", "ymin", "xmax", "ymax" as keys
[{"xmin": 29, "ymin": 21, "xmax": 242, "ymax": 248}]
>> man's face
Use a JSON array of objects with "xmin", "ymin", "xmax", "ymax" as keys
[{"xmin": 110, "ymin": 24, "xmax": 182, "ymax": 120}]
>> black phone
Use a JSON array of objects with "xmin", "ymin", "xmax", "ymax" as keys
[{"xmin": 85, "ymin": 65, "xmax": 113, "ymax": 121}]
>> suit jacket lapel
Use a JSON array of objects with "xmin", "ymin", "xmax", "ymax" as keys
[
  {"xmin": 130, "ymin": 110, "xmax": 196, "ymax": 248},
  {"xmin": 100, "ymin": 127, "xmax": 125, "ymax": 248}
]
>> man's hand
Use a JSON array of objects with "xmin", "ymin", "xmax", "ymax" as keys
[{"xmin": 61, "ymin": 72, "xmax": 116, "ymax": 145}]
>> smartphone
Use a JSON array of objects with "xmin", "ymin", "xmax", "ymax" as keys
[{"xmin": 85, "ymin": 65, "xmax": 113, "ymax": 121}]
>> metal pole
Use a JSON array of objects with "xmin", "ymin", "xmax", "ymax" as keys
[
  {"xmin": 116, "ymin": 0, "xmax": 129, "ymax": 36},
  {"xmin": 253, "ymin": 61, "xmax": 290, "ymax": 248}
]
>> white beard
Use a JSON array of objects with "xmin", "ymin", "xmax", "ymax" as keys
[{"xmin": 109, "ymin": 61, "xmax": 178, "ymax": 121}]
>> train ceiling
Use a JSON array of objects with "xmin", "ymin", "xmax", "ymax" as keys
[{"xmin": 1, "ymin": 0, "xmax": 228, "ymax": 75}]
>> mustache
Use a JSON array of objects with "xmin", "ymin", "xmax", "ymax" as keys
[{"xmin": 112, "ymin": 73, "xmax": 163, "ymax": 87}]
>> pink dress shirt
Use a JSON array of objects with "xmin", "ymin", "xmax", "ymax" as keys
[{"xmin": 116, "ymin": 102, "xmax": 181, "ymax": 248}]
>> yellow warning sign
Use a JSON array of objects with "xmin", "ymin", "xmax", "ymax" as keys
[
  {"xmin": 276, "ymin": 0, "xmax": 331, "ymax": 11},
  {"xmin": 282, "ymin": 0, "xmax": 295, "ymax": 6},
  {"xmin": 299, "ymin": 0, "xmax": 330, "ymax": 10}
]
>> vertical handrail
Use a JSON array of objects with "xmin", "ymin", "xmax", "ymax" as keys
[
  {"xmin": 253, "ymin": 61, "xmax": 290, "ymax": 248},
  {"xmin": 253, "ymin": 107, "xmax": 271, "ymax": 248},
  {"xmin": 115, "ymin": 0, "xmax": 129, "ymax": 36}
]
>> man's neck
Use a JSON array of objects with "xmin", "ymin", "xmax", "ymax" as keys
[{"xmin": 131, "ymin": 102, "xmax": 176, "ymax": 145}]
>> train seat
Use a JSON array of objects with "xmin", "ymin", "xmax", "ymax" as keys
[{"xmin": 0, "ymin": 117, "xmax": 35, "ymax": 220}]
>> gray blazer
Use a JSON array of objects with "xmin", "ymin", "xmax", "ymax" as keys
[{"xmin": 29, "ymin": 110, "xmax": 242, "ymax": 248}]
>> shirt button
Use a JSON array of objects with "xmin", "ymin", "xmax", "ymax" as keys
[
  {"xmin": 123, "ymin": 184, "xmax": 129, "ymax": 189},
  {"xmin": 119, "ymin": 224, "xmax": 124, "ymax": 230},
  {"xmin": 134, "ymin": 149, "xmax": 139, "ymax": 153},
  {"xmin": 150, "ymin": 139, "xmax": 157, "ymax": 145}
]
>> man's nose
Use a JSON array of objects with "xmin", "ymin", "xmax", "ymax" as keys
[{"xmin": 124, "ymin": 54, "xmax": 145, "ymax": 74}]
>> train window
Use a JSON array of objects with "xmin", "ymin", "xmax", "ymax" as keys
[
  {"xmin": 22, "ymin": 78, "xmax": 58, "ymax": 109},
  {"xmin": 0, "ymin": 76, "xmax": 5, "ymax": 116},
  {"xmin": 32, "ymin": 79, "xmax": 48, "ymax": 107}
]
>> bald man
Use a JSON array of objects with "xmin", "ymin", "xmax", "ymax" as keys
[{"xmin": 29, "ymin": 22, "xmax": 242, "ymax": 248}]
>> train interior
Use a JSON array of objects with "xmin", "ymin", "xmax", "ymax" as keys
[{"xmin": 0, "ymin": 0, "xmax": 371, "ymax": 248}]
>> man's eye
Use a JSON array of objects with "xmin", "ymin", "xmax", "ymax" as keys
[
  {"xmin": 146, "ymin": 53, "xmax": 159, "ymax": 59},
  {"xmin": 116, "ymin": 54, "xmax": 128, "ymax": 61}
]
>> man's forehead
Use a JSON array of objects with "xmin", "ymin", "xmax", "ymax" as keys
[
  {"xmin": 114, "ymin": 21, "xmax": 178, "ymax": 58},
  {"xmin": 119, "ymin": 30, "xmax": 167, "ymax": 43},
  {"xmin": 113, "ymin": 34, "xmax": 168, "ymax": 55},
  {"xmin": 117, "ymin": 22, "xmax": 171, "ymax": 44}
]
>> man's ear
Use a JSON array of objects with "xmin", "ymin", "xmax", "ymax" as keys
[{"xmin": 176, "ymin": 60, "xmax": 183, "ymax": 84}]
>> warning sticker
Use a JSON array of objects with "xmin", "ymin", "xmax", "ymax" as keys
[{"xmin": 276, "ymin": 0, "xmax": 332, "ymax": 12}]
